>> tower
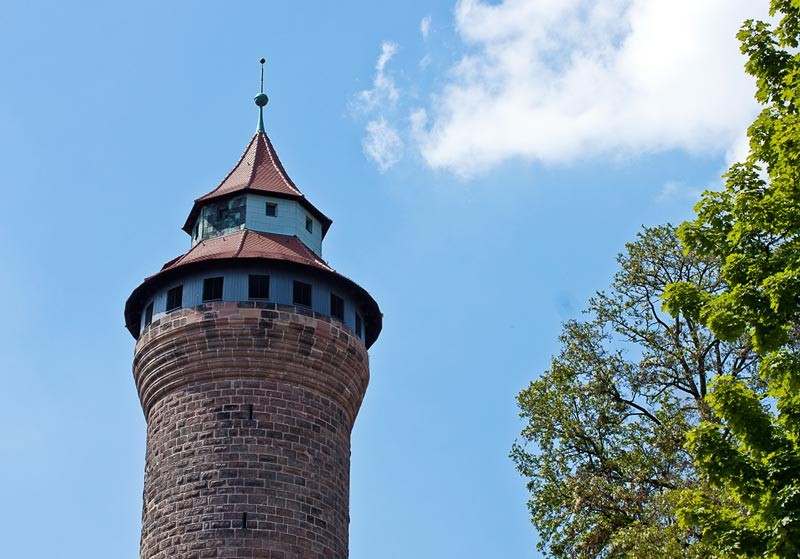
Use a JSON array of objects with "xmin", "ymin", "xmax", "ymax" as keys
[{"xmin": 124, "ymin": 63, "xmax": 382, "ymax": 559}]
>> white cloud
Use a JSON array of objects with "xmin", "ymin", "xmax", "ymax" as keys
[
  {"xmin": 356, "ymin": 41, "xmax": 399, "ymax": 113},
  {"xmin": 354, "ymin": 42, "xmax": 404, "ymax": 171},
  {"xmin": 412, "ymin": 0, "xmax": 768, "ymax": 176},
  {"xmin": 421, "ymin": 15, "xmax": 432, "ymax": 39},
  {"xmin": 363, "ymin": 118, "xmax": 404, "ymax": 171},
  {"xmin": 419, "ymin": 53, "xmax": 432, "ymax": 70},
  {"xmin": 725, "ymin": 129, "xmax": 751, "ymax": 168},
  {"xmin": 410, "ymin": 107, "xmax": 428, "ymax": 137}
]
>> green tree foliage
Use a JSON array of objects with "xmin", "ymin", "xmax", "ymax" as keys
[
  {"xmin": 664, "ymin": 2, "xmax": 800, "ymax": 556},
  {"xmin": 512, "ymin": 226, "xmax": 760, "ymax": 558}
]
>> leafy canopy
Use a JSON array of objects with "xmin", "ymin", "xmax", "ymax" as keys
[
  {"xmin": 663, "ymin": 1, "xmax": 800, "ymax": 556},
  {"xmin": 513, "ymin": 226, "xmax": 759, "ymax": 559}
]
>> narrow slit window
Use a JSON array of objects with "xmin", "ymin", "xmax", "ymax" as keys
[
  {"xmin": 330, "ymin": 293, "xmax": 344, "ymax": 321},
  {"xmin": 305, "ymin": 216, "xmax": 313, "ymax": 233},
  {"xmin": 144, "ymin": 302, "xmax": 154, "ymax": 326},
  {"xmin": 266, "ymin": 202, "xmax": 277, "ymax": 217},
  {"xmin": 355, "ymin": 313, "xmax": 363, "ymax": 337},
  {"xmin": 293, "ymin": 281, "xmax": 312, "ymax": 307},
  {"xmin": 248, "ymin": 274, "xmax": 270, "ymax": 300},
  {"xmin": 166, "ymin": 285, "xmax": 183, "ymax": 312},
  {"xmin": 202, "ymin": 276, "xmax": 224, "ymax": 302}
]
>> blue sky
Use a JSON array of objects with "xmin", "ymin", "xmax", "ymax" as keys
[{"xmin": 0, "ymin": 1, "xmax": 768, "ymax": 557}]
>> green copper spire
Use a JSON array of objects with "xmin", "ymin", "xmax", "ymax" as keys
[{"xmin": 254, "ymin": 57, "xmax": 269, "ymax": 132}]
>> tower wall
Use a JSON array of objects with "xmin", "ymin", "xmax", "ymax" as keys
[{"xmin": 133, "ymin": 301, "xmax": 370, "ymax": 559}]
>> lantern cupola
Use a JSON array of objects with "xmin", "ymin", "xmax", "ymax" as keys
[{"xmin": 182, "ymin": 61, "xmax": 331, "ymax": 256}]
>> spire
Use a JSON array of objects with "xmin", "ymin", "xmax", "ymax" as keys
[{"xmin": 254, "ymin": 58, "xmax": 269, "ymax": 133}]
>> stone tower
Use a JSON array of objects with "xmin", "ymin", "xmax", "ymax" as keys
[{"xmin": 124, "ymin": 70, "xmax": 382, "ymax": 559}]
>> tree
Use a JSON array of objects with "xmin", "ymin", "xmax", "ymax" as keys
[
  {"xmin": 512, "ymin": 225, "xmax": 760, "ymax": 558},
  {"xmin": 663, "ymin": 1, "xmax": 800, "ymax": 556}
]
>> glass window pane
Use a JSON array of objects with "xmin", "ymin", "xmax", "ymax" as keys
[
  {"xmin": 330, "ymin": 293, "xmax": 344, "ymax": 320},
  {"xmin": 293, "ymin": 281, "xmax": 312, "ymax": 307},
  {"xmin": 249, "ymin": 275, "xmax": 270, "ymax": 299},
  {"xmin": 166, "ymin": 285, "xmax": 183, "ymax": 312},
  {"xmin": 202, "ymin": 277, "xmax": 224, "ymax": 302}
]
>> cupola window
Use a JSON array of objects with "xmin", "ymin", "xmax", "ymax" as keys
[
  {"xmin": 166, "ymin": 285, "xmax": 183, "ymax": 312},
  {"xmin": 305, "ymin": 217, "xmax": 313, "ymax": 233},
  {"xmin": 202, "ymin": 277, "xmax": 224, "ymax": 302},
  {"xmin": 355, "ymin": 313, "xmax": 363, "ymax": 337},
  {"xmin": 293, "ymin": 281, "xmax": 312, "ymax": 307},
  {"xmin": 200, "ymin": 196, "xmax": 246, "ymax": 241},
  {"xmin": 266, "ymin": 203, "xmax": 277, "ymax": 217},
  {"xmin": 330, "ymin": 293, "xmax": 344, "ymax": 321},
  {"xmin": 249, "ymin": 275, "xmax": 270, "ymax": 300}
]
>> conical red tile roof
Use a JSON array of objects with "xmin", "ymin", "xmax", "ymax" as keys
[
  {"xmin": 198, "ymin": 131, "xmax": 303, "ymax": 199},
  {"xmin": 182, "ymin": 131, "xmax": 331, "ymax": 235}
]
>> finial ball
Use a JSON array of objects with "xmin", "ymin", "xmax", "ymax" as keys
[
  {"xmin": 254, "ymin": 92, "xmax": 269, "ymax": 107},
  {"xmin": 260, "ymin": 58, "xmax": 266, "ymax": 64}
]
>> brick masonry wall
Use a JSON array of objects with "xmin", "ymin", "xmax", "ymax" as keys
[{"xmin": 132, "ymin": 302, "xmax": 371, "ymax": 559}]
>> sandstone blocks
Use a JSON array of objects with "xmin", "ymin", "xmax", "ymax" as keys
[{"xmin": 133, "ymin": 302, "xmax": 369, "ymax": 559}]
